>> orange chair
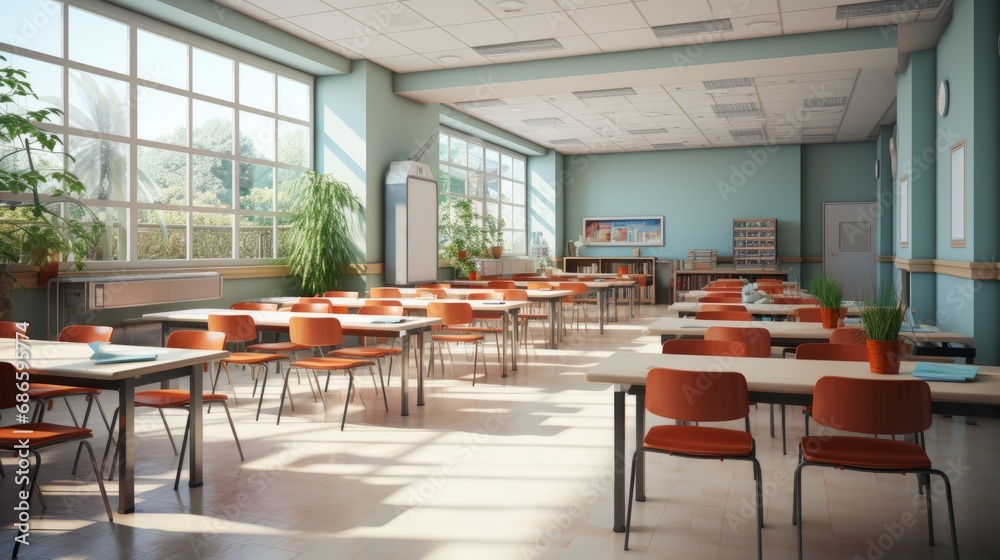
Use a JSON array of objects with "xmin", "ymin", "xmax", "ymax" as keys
[
  {"xmin": 795, "ymin": 342, "xmax": 869, "ymax": 362},
  {"xmin": 28, "ymin": 326, "xmax": 113, "ymax": 433},
  {"xmin": 661, "ymin": 338, "xmax": 749, "ymax": 357},
  {"xmin": 501, "ymin": 289, "xmax": 546, "ymax": 348},
  {"xmin": 694, "ymin": 310, "xmax": 753, "ymax": 321},
  {"xmin": 231, "ymin": 302, "xmax": 278, "ymax": 311},
  {"xmin": 370, "ymin": 287, "xmax": 402, "ymax": 298},
  {"xmin": 0, "ymin": 320, "xmax": 27, "ymax": 338},
  {"xmin": 1, "ymin": 363, "xmax": 113, "ymax": 558},
  {"xmin": 289, "ymin": 302, "xmax": 336, "ymax": 313},
  {"xmin": 415, "ymin": 287, "xmax": 447, "ymax": 299},
  {"xmin": 323, "ymin": 291, "xmax": 359, "ymax": 298},
  {"xmin": 625, "ymin": 367, "xmax": 762, "ymax": 557},
  {"xmin": 697, "ymin": 295, "xmax": 743, "ymax": 304},
  {"xmin": 526, "ymin": 282, "xmax": 553, "ymax": 290},
  {"xmin": 559, "ymin": 282, "xmax": 590, "ymax": 332},
  {"xmin": 364, "ymin": 298, "xmax": 403, "ymax": 307},
  {"xmin": 284, "ymin": 316, "xmax": 383, "ymax": 429},
  {"xmin": 793, "ymin": 376, "xmax": 958, "ymax": 560},
  {"xmin": 466, "ymin": 292, "xmax": 506, "ymax": 362},
  {"xmin": 207, "ymin": 314, "xmax": 289, "ymax": 420},
  {"xmin": 704, "ymin": 326, "xmax": 770, "ymax": 357},
  {"xmin": 790, "ymin": 307, "xmax": 821, "ymax": 322},
  {"xmin": 329, "ymin": 304, "xmax": 404, "ymax": 390},
  {"xmin": 102, "ymin": 330, "xmax": 243, "ymax": 489},
  {"xmin": 415, "ymin": 283, "xmax": 451, "ymax": 289},
  {"xmin": 487, "ymin": 280, "xmax": 516, "ymax": 289},
  {"xmin": 830, "ymin": 327, "xmax": 866, "ymax": 345},
  {"xmin": 700, "ymin": 303, "xmax": 748, "ymax": 312},
  {"xmin": 426, "ymin": 301, "xmax": 487, "ymax": 385},
  {"xmin": 298, "ymin": 297, "xmax": 331, "ymax": 305}
]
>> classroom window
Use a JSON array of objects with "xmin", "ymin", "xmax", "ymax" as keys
[
  {"xmin": 0, "ymin": 0, "xmax": 312, "ymax": 264},
  {"xmin": 438, "ymin": 129, "xmax": 527, "ymax": 255}
]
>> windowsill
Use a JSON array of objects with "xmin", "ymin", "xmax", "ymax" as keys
[{"xmin": 3, "ymin": 263, "xmax": 293, "ymax": 289}]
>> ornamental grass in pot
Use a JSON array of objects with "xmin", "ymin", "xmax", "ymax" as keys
[
  {"xmin": 808, "ymin": 275, "xmax": 844, "ymax": 328},
  {"xmin": 859, "ymin": 284, "xmax": 905, "ymax": 374}
]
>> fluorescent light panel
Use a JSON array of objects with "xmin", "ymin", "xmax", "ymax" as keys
[
  {"xmin": 730, "ymin": 129, "xmax": 765, "ymax": 142},
  {"xmin": 572, "ymin": 87, "xmax": 636, "ymax": 99},
  {"xmin": 836, "ymin": 0, "xmax": 942, "ymax": 19},
  {"xmin": 703, "ymin": 78, "xmax": 753, "ymax": 89},
  {"xmin": 522, "ymin": 117, "xmax": 564, "ymax": 127},
  {"xmin": 454, "ymin": 98, "xmax": 507, "ymax": 109},
  {"xmin": 652, "ymin": 19, "xmax": 732, "ymax": 38},
  {"xmin": 652, "ymin": 143, "xmax": 686, "ymax": 149},
  {"xmin": 629, "ymin": 128, "xmax": 668, "ymax": 135},
  {"xmin": 473, "ymin": 38, "xmax": 563, "ymax": 56},
  {"xmin": 712, "ymin": 102, "xmax": 760, "ymax": 117},
  {"xmin": 805, "ymin": 96, "xmax": 848, "ymax": 108}
]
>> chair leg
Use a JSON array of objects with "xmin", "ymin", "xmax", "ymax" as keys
[
  {"xmin": 928, "ymin": 469, "xmax": 960, "ymax": 558},
  {"xmin": 624, "ymin": 448, "xmax": 643, "ymax": 550},
  {"xmin": 220, "ymin": 402, "xmax": 245, "ymax": 461},
  {"xmin": 374, "ymin": 363, "xmax": 388, "ymax": 412},
  {"xmin": 79, "ymin": 440, "xmax": 114, "ymax": 523},
  {"xmin": 256, "ymin": 362, "xmax": 271, "ymax": 421},
  {"xmin": 174, "ymin": 412, "xmax": 192, "ymax": 491},
  {"xmin": 277, "ymin": 366, "xmax": 293, "ymax": 425},
  {"xmin": 793, "ymin": 463, "xmax": 806, "ymax": 560},
  {"xmin": 781, "ymin": 405, "xmax": 787, "ymax": 455},
  {"xmin": 752, "ymin": 456, "xmax": 763, "ymax": 560},
  {"xmin": 101, "ymin": 408, "xmax": 121, "ymax": 478},
  {"xmin": 340, "ymin": 372, "xmax": 355, "ymax": 431},
  {"xmin": 158, "ymin": 409, "xmax": 178, "ymax": 455}
]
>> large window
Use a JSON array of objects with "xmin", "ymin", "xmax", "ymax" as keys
[
  {"xmin": 0, "ymin": 0, "xmax": 312, "ymax": 264},
  {"xmin": 438, "ymin": 129, "xmax": 526, "ymax": 255}
]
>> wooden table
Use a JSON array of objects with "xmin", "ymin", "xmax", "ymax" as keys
[
  {"xmin": 585, "ymin": 351, "xmax": 1000, "ymax": 532},
  {"xmin": 141, "ymin": 309, "xmax": 441, "ymax": 416},
  {"xmin": 667, "ymin": 301, "xmax": 862, "ymax": 319},
  {"xmin": 0, "ymin": 338, "xmax": 227, "ymax": 514}
]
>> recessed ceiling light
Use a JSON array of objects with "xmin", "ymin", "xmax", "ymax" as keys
[
  {"xmin": 438, "ymin": 55, "xmax": 462, "ymax": 64},
  {"xmin": 495, "ymin": 1, "xmax": 526, "ymax": 13},
  {"xmin": 747, "ymin": 20, "xmax": 779, "ymax": 28}
]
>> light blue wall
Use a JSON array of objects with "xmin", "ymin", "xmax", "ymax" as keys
[
  {"xmin": 874, "ymin": 126, "xmax": 896, "ymax": 290},
  {"xmin": 563, "ymin": 145, "xmax": 802, "ymax": 281},
  {"xmin": 527, "ymin": 151, "xmax": 562, "ymax": 263}
]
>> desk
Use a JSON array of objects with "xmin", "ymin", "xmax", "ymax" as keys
[
  {"xmin": 667, "ymin": 301, "xmax": 862, "ymax": 319},
  {"xmin": 0, "ymin": 339, "xmax": 227, "ymax": 514},
  {"xmin": 141, "ymin": 309, "xmax": 442, "ymax": 416},
  {"xmin": 585, "ymin": 351, "xmax": 1000, "ymax": 532}
]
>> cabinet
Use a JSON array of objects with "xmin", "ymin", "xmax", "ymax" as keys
[
  {"xmin": 562, "ymin": 256, "xmax": 656, "ymax": 304},
  {"xmin": 384, "ymin": 161, "xmax": 438, "ymax": 285},
  {"xmin": 733, "ymin": 218, "xmax": 777, "ymax": 268}
]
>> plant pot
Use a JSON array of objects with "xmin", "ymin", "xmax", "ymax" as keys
[
  {"xmin": 458, "ymin": 250, "xmax": 467, "ymax": 260},
  {"xmin": 819, "ymin": 307, "xmax": 840, "ymax": 328},
  {"xmin": 866, "ymin": 339, "xmax": 903, "ymax": 374},
  {"xmin": 491, "ymin": 246, "xmax": 503, "ymax": 259},
  {"xmin": 468, "ymin": 270, "xmax": 478, "ymax": 280},
  {"xmin": 38, "ymin": 261, "xmax": 59, "ymax": 286}
]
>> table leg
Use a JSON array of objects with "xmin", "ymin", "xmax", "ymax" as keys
[
  {"xmin": 613, "ymin": 387, "xmax": 626, "ymax": 532},
  {"xmin": 548, "ymin": 299, "xmax": 559, "ymax": 349},
  {"xmin": 417, "ymin": 332, "xmax": 425, "ymax": 407},
  {"xmin": 117, "ymin": 379, "xmax": 136, "ymax": 514},
  {"xmin": 510, "ymin": 309, "xmax": 518, "ymax": 372},
  {"xmin": 400, "ymin": 333, "xmax": 411, "ymax": 416},
  {"xmin": 598, "ymin": 289, "xmax": 606, "ymax": 334},
  {"xmin": 635, "ymin": 390, "xmax": 645, "ymax": 502},
  {"xmin": 188, "ymin": 363, "xmax": 203, "ymax": 489}
]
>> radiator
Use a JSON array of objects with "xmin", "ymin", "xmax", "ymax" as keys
[{"xmin": 52, "ymin": 272, "xmax": 223, "ymax": 310}]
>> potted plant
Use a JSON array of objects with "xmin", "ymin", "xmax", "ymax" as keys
[
  {"xmin": 438, "ymin": 198, "xmax": 487, "ymax": 278},
  {"xmin": 485, "ymin": 214, "xmax": 504, "ymax": 259},
  {"xmin": 809, "ymin": 275, "xmax": 844, "ymax": 328},
  {"xmin": 282, "ymin": 171, "xmax": 363, "ymax": 296},
  {"xmin": 1, "ymin": 55, "xmax": 104, "ymax": 296},
  {"xmin": 859, "ymin": 284, "xmax": 905, "ymax": 374}
]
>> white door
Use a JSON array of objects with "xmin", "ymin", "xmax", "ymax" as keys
[{"xmin": 823, "ymin": 202, "xmax": 878, "ymax": 301}]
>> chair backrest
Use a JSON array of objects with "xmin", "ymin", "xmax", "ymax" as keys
[
  {"xmin": 467, "ymin": 292, "xmax": 503, "ymax": 300},
  {"xmin": 712, "ymin": 279, "xmax": 744, "ymax": 286},
  {"xmin": 498, "ymin": 289, "xmax": 528, "ymax": 301},
  {"xmin": 700, "ymin": 303, "xmax": 748, "ymax": 312},
  {"xmin": 0, "ymin": 321, "xmax": 27, "ymax": 339},
  {"xmin": 298, "ymin": 297, "xmax": 330, "ymax": 305},
  {"xmin": 166, "ymin": 329, "xmax": 226, "ymax": 350},
  {"xmin": 694, "ymin": 310, "xmax": 753, "ymax": 321},
  {"xmin": 427, "ymin": 301, "xmax": 473, "ymax": 327},
  {"xmin": 794, "ymin": 342, "xmax": 869, "ymax": 362},
  {"xmin": 830, "ymin": 327, "xmax": 867, "ymax": 345},
  {"xmin": 415, "ymin": 288, "xmax": 447, "ymax": 299},
  {"xmin": 527, "ymin": 282, "xmax": 553, "ymax": 290},
  {"xmin": 207, "ymin": 314, "xmax": 259, "ymax": 344},
  {"xmin": 289, "ymin": 315, "xmax": 343, "ymax": 347},
  {"xmin": 661, "ymin": 338, "xmax": 749, "ymax": 357},
  {"xmin": 357, "ymin": 305, "xmax": 404, "ymax": 317},
  {"xmin": 290, "ymin": 302, "xmax": 335, "ymax": 313},
  {"xmin": 364, "ymin": 299, "xmax": 402, "ymax": 307},
  {"xmin": 231, "ymin": 302, "xmax": 278, "ymax": 311},
  {"xmin": 756, "ymin": 283, "xmax": 784, "ymax": 294},
  {"xmin": 704, "ymin": 326, "xmax": 771, "ymax": 358},
  {"xmin": 487, "ymin": 280, "xmax": 516, "ymax": 289},
  {"xmin": 415, "ymin": 283, "xmax": 451, "ymax": 289},
  {"xmin": 811, "ymin": 376, "xmax": 931, "ymax": 435},
  {"xmin": 697, "ymin": 295, "xmax": 743, "ymax": 304},
  {"xmin": 370, "ymin": 287, "xmax": 401, "ymax": 298},
  {"xmin": 792, "ymin": 307, "xmax": 822, "ymax": 322},
  {"xmin": 58, "ymin": 324, "xmax": 113, "ymax": 343},
  {"xmin": 323, "ymin": 291, "xmax": 359, "ymax": 298},
  {"xmin": 646, "ymin": 367, "xmax": 750, "ymax": 423},
  {"xmin": 702, "ymin": 286, "xmax": 742, "ymax": 293}
]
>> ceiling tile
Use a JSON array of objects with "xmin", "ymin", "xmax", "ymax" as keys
[
  {"xmin": 341, "ymin": 3, "xmax": 435, "ymax": 33},
  {"xmin": 423, "ymin": 47, "xmax": 493, "ymax": 68},
  {"xmin": 320, "ymin": 0, "xmax": 394, "ymax": 8},
  {"xmin": 589, "ymin": 28, "xmax": 661, "ymax": 52},
  {"xmin": 568, "ymin": 4, "xmax": 648, "ymax": 34},
  {"xmin": 402, "ymin": 0, "xmax": 495, "ymax": 26},
  {"xmin": 386, "ymin": 28, "xmax": 467, "ymax": 52},
  {"xmin": 554, "ymin": 0, "xmax": 631, "ymax": 8},
  {"xmin": 246, "ymin": 0, "xmax": 332, "ymax": 17},
  {"xmin": 846, "ymin": 12, "xmax": 916, "ymax": 28},
  {"xmin": 263, "ymin": 18, "xmax": 329, "ymax": 44},
  {"xmin": 370, "ymin": 53, "xmax": 439, "ymax": 72},
  {"xmin": 780, "ymin": 7, "xmax": 844, "ymax": 34},
  {"xmin": 709, "ymin": 0, "xmax": 779, "ymax": 18},
  {"xmin": 476, "ymin": 0, "xmax": 563, "ymax": 18},
  {"xmin": 505, "ymin": 13, "xmax": 585, "ymax": 40},
  {"xmin": 777, "ymin": 0, "xmax": 842, "ymax": 10},
  {"xmin": 287, "ymin": 10, "xmax": 378, "ymax": 40},
  {"xmin": 224, "ymin": 2, "xmax": 278, "ymax": 20},
  {"xmin": 634, "ymin": 0, "xmax": 713, "ymax": 26},
  {"xmin": 333, "ymin": 34, "xmax": 412, "ymax": 58},
  {"xmin": 316, "ymin": 40, "xmax": 362, "ymax": 58},
  {"xmin": 443, "ymin": 20, "xmax": 521, "ymax": 45}
]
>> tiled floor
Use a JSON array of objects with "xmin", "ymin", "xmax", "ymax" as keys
[{"xmin": 3, "ymin": 308, "xmax": 998, "ymax": 559}]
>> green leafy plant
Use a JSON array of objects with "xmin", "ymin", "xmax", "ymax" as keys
[
  {"xmin": 438, "ymin": 197, "xmax": 488, "ymax": 277},
  {"xmin": 484, "ymin": 214, "xmax": 504, "ymax": 247},
  {"xmin": 282, "ymin": 171, "xmax": 363, "ymax": 296},
  {"xmin": 809, "ymin": 275, "xmax": 844, "ymax": 309},
  {"xmin": 859, "ymin": 283, "xmax": 904, "ymax": 341},
  {"xmin": 0, "ymin": 55, "xmax": 104, "ymax": 272}
]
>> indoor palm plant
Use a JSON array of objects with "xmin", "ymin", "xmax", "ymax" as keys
[
  {"xmin": 808, "ymin": 275, "xmax": 844, "ymax": 328},
  {"xmin": 485, "ymin": 214, "xmax": 504, "ymax": 259},
  {"xmin": 1, "ymin": 54, "xmax": 104, "ymax": 296},
  {"xmin": 858, "ymin": 283, "xmax": 905, "ymax": 374},
  {"xmin": 438, "ymin": 197, "xmax": 487, "ymax": 278},
  {"xmin": 283, "ymin": 171, "xmax": 363, "ymax": 296}
]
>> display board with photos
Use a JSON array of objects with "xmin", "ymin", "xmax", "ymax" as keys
[{"xmin": 582, "ymin": 216, "xmax": 664, "ymax": 246}]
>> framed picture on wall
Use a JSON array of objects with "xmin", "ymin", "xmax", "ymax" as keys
[{"xmin": 582, "ymin": 216, "xmax": 664, "ymax": 246}]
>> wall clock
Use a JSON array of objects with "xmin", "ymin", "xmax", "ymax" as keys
[{"xmin": 938, "ymin": 80, "xmax": 949, "ymax": 117}]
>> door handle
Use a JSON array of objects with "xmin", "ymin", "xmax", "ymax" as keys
[{"xmin": 831, "ymin": 252, "xmax": 839, "ymax": 256}]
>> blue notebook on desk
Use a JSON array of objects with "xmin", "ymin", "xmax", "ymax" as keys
[
  {"xmin": 912, "ymin": 362, "xmax": 978, "ymax": 382},
  {"xmin": 370, "ymin": 318, "xmax": 406, "ymax": 324},
  {"xmin": 89, "ymin": 342, "xmax": 158, "ymax": 364}
]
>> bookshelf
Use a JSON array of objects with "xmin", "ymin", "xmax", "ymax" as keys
[
  {"xmin": 733, "ymin": 218, "xmax": 777, "ymax": 268},
  {"xmin": 563, "ymin": 256, "xmax": 656, "ymax": 304}
]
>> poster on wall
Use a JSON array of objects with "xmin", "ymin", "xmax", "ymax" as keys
[{"xmin": 582, "ymin": 216, "xmax": 664, "ymax": 246}]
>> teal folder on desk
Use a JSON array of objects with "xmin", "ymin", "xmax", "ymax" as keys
[
  {"xmin": 912, "ymin": 362, "xmax": 978, "ymax": 382},
  {"xmin": 89, "ymin": 342, "xmax": 158, "ymax": 364}
]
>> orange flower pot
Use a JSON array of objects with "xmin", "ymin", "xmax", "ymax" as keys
[
  {"xmin": 819, "ymin": 307, "xmax": 840, "ymax": 329},
  {"xmin": 468, "ymin": 270, "xmax": 478, "ymax": 280},
  {"xmin": 866, "ymin": 339, "xmax": 903, "ymax": 374}
]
